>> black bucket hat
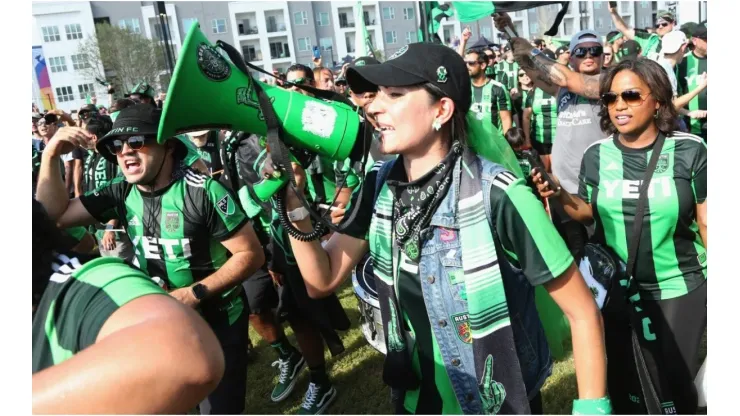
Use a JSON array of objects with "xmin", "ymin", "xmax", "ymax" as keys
[
  {"xmin": 96, "ymin": 104, "xmax": 186, "ymax": 163},
  {"xmin": 346, "ymin": 43, "xmax": 471, "ymax": 113}
]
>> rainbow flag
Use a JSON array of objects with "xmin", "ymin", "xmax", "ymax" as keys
[{"xmin": 32, "ymin": 46, "xmax": 55, "ymax": 110}]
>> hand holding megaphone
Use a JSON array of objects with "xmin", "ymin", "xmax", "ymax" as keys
[{"xmin": 282, "ymin": 162, "xmax": 307, "ymax": 212}]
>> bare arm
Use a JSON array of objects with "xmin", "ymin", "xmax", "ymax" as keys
[
  {"xmin": 609, "ymin": 6, "xmax": 635, "ymax": 40},
  {"xmin": 199, "ymin": 224, "xmax": 266, "ymax": 297},
  {"xmin": 32, "ymin": 295, "xmax": 225, "ymax": 414},
  {"xmin": 674, "ymin": 73, "xmax": 707, "ymax": 109},
  {"xmin": 697, "ymin": 201, "xmax": 707, "ymax": 249},
  {"xmin": 544, "ymin": 263, "xmax": 607, "ymax": 399},
  {"xmin": 500, "ymin": 110, "xmax": 513, "ymax": 135},
  {"xmin": 73, "ymin": 158, "xmax": 84, "ymax": 198},
  {"xmin": 532, "ymin": 171, "xmax": 595, "ymax": 224},
  {"xmin": 523, "ymin": 107, "xmax": 533, "ymax": 144},
  {"xmin": 36, "ymin": 129, "xmax": 99, "ymax": 227}
]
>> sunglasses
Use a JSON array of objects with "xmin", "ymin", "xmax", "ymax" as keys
[
  {"xmin": 655, "ymin": 22, "xmax": 671, "ymax": 29},
  {"xmin": 573, "ymin": 45, "xmax": 604, "ymax": 58},
  {"xmin": 601, "ymin": 90, "xmax": 650, "ymax": 107},
  {"xmin": 288, "ymin": 77, "xmax": 308, "ymax": 85},
  {"xmin": 518, "ymin": 73, "xmax": 528, "ymax": 78},
  {"xmin": 603, "ymin": 53, "xmax": 613, "ymax": 57},
  {"xmin": 464, "ymin": 60, "xmax": 482, "ymax": 66},
  {"xmin": 104, "ymin": 135, "xmax": 154, "ymax": 155},
  {"xmin": 79, "ymin": 112, "xmax": 98, "ymax": 120}
]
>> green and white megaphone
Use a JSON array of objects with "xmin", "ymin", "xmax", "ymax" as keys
[{"xmin": 159, "ymin": 23, "xmax": 364, "ymax": 201}]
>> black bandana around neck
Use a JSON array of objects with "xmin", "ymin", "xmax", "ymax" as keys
[{"xmin": 387, "ymin": 141, "xmax": 462, "ymax": 261}]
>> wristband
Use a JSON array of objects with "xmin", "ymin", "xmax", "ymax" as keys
[{"xmin": 572, "ymin": 397, "xmax": 612, "ymax": 415}]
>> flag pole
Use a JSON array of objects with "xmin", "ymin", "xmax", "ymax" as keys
[{"xmin": 418, "ymin": 1, "xmax": 428, "ymax": 43}]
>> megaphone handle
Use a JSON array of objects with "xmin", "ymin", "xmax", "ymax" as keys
[{"xmin": 254, "ymin": 175, "xmax": 289, "ymax": 202}]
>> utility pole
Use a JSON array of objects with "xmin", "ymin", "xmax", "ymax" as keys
[{"xmin": 155, "ymin": 2, "xmax": 175, "ymax": 77}]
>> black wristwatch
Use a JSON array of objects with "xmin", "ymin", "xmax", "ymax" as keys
[{"xmin": 191, "ymin": 283, "xmax": 209, "ymax": 301}]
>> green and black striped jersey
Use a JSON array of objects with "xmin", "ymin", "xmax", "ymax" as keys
[
  {"xmin": 33, "ymin": 254, "xmax": 164, "ymax": 372},
  {"xmin": 524, "ymin": 88, "xmax": 558, "ymax": 145},
  {"xmin": 79, "ymin": 168, "xmax": 250, "ymax": 323},
  {"xmin": 633, "ymin": 32, "xmax": 662, "ymax": 59},
  {"xmin": 676, "ymin": 52, "xmax": 707, "ymax": 141},
  {"xmin": 192, "ymin": 132, "xmax": 224, "ymax": 180},
  {"xmin": 496, "ymin": 61, "xmax": 519, "ymax": 91},
  {"xmin": 578, "ymin": 132, "xmax": 707, "ymax": 300},
  {"xmin": 83, "ymin": 150, "xmax": 120, "ymax": 194}
]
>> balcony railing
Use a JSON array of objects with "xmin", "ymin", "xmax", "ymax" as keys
[
  {"xmin": 266, "ymin": 22, "xmax": 287, "ymax": 33},
  {"xmin": 237, "ymin": 22, "xmax": 258, "ymax": 35},
  {"xmin": 242, "ymin": 48, "xmax": 262, "ymax": 61}
]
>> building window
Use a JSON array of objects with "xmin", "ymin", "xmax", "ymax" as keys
[
  {"xmin": 562, "ymin": 18, "xmax": 573, "ymax": 36},
  {"xmin": 319, "ymin": 37, "xmax": 333, "ymax": 51},
  {"xmin": 118, "ymin": 19, "xmax": 141, "ymax": 33},
  {"xmin": 593, "ymin": 1, "xmax": 603, "ymax": 9},
  {"xmin": 316, "ymin": 12, "xmax": 330, "ymax": 26},
  {"xmin": 65, "ymin": 23, "xmax": 83, "ymax": 40},
  {"xmin": 403, "ymin": 7, "xmax": 415, "ymax": 20},
  {"xmin": 405, "ymin": 31, "xmax": 416, "ymax": 44},
  {"xmin": 345, "ymin": 34, "xmax": 355, "ymax": 53},
  {"xmin": 42, "ymin": 26, "xmax": 60, "ymax": 42},
  {"xmin": 530, "ymin": 22, "xmax": 539, "ymax": 34},
  {"xmin": 481, "ymin": 27, "xmax": 492, "ymax": 39},
  {"xmin": 620, "ymin": 2, "xmax": 630, "ymax": 14},
  {"xmin": 78, "ymin": 83, "xmax": 95, "ymax": 99},
  {"xmin": 641, "ymin": 1, "xmax": 649, "ymax": 8},
  {"xmin": 269, "ymin": 41, "xmax": 290, "ymax": 59},
  {"xmin": 70, "ymin": 54, "xmax": 90, "ymax": 70},
  {"xmin": 597, "ymin": 18, "xmax": 604, "ymax": 29},
  {"xmin": 182, "ymin": 18, "xmax": 198, "ymax": 31},
  {"xmin": 294, "ymin": 11, "xmax": 308, "ymax": 25},
  {"xmin": 384, "ymin": 30, "xmax": 397, "ymax": 44},
  {"xmin": 212, "ymin": 19, "xmax": 227, "ymax": 34},
  {"xmin": 56, "ymin": 86, "xmax": 74, "ymax": 103},
  {"xmin": 48, "ymin": 56, "xmax": 67, "ymax": 73},
  {"xmin": 382, "ymin": 7, "xmax": 395, "ymax": 20},
  {"xmin": 297, "ymin": 37, "xmax": 311, "ymax": 52}
]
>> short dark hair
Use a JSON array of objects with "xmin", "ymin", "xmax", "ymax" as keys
[
  {"xmin": 287, "ymin": 63, "xmax": 315, "ymax": 82},
  {"xmin": 85, "ymin": 114, "xmax": 113, "ymax": 137},
  {"xmin": 422, "ymin": 82, "xmax": 468, "ymax": 147},
  {"xmin": 465, "ymin": 49, "xmax": 488, "ymax": 66},
  {"xmin": 505, "ymin": 127, "xmax": 526, "ymax": 149},
  {"xmin": 606, "ymin": 31, "xmax": 621, "ymax": 43},
  {"xmin": 598, "ymin": 58, "xmax": 680, "ymax": 135},
  {"xmin": 110, "ymin": 98, "xmax": 137, "ymax": 113}
]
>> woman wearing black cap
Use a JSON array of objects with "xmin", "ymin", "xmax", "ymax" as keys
[
  {"xmin": 532, "ymin": 58, "xmax": 707, "ymax": 414},
  {"xmin": 284, "ymin": 43, "xmax": 609, "ymax": 415}
]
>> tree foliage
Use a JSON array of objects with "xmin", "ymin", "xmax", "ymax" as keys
[{"xmin": 77, "ymin": 23, "xmax": 167, "ymax": 93}]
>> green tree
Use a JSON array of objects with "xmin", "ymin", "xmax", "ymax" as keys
[{"xmin": 77, "ymin": 23, "xmax": 167, "ymax": 95}]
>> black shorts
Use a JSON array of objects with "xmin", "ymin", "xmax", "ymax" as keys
[
  {"xmin": 241, "ymin": 268, "xmax": 279, "ymax": 315},
  {"xmin": 531, "ymin": 140, "xmax": 553, "ymax": 156}
]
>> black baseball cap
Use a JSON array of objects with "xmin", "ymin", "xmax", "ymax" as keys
[
  {"xmin": 555, "ymin": 45, "xmax": 570, "ymax": 58},
  {"xmin": 692, "ymin": 23, "xmax": 707, "ymax": 40},
  {"xmin": 346, "ymin": 43, "xmax": 472, "ymax": 113},
  {"xmin": 618, "ymin": 40, "xmax": 642, "ymax": 60},
  {"xmin": 542, "ymin": 49, "xmax": 556, "ymax": 60},
  {"xmin": 78, "ymin": 104, "xmax": 99, "ymax": 117}
]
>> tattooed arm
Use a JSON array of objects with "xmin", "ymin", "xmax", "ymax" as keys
[{"xmin": 512, "ymin": 40, "xmax": 602, "ymax": 100}]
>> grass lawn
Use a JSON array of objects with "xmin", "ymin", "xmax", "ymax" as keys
[{"xmin": 244, "ymin": 280, "xmax": 707, "ymax": 414}]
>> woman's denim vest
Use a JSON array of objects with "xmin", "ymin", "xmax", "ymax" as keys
[{"xmin": 400, "ymin": 156, "xmax": 553, "ymax": 413}]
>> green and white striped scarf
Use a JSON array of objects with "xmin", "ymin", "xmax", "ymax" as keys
[{"xmin": 370, "ymin": 149, "xmax": 530, "ymax": 414}]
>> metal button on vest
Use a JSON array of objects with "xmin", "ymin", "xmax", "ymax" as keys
[
  {"xmin": 427, "ymin": 276, "xmax": 435, "ymax": 284},
  {"xmin": 451, "ymin": 358, "xmax": 460, "ymax": 366},
  {"xmin": 438, "ymin": 319, "xmax": 447, "ymax": 328}
]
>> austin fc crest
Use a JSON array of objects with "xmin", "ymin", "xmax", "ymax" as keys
[
  {"xmin": 165, "ymin": 212, "xmax": 180, "ymax": 233},
  {"xmin": 654, "ymin": 153, "xmax": 670, "ymax": 174}
]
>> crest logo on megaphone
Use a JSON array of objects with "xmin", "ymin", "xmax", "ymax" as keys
[{"xmin": 196, "ymin": 43, "xmax": 231, "ymax": 82}]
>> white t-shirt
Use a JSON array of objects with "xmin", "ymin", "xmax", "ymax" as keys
[{"xmin": 657, "ymin": 57, "xmax": 678, "ymax": 98}]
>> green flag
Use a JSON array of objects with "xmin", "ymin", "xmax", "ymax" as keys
[
  {"xmin": 465, "ymin": 112, "xmax": 523, "ymax": 178},
  {"xmin": 355, "ymin": 1, "xmax": 373, "ymax": 56},
  {"xmin": 85, "ymin": 94, "xmax": 92, "ymax": 104},
  {"xmin": 451, "ymin": 1, "xmax": 495, "ymax": 22}
]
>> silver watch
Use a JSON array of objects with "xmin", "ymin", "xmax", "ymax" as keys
[{"xmin": 287, "ymin": 206, "xmax": 310, "ymax": 222}]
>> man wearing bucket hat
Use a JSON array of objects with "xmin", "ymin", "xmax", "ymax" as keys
[
  {"xmin": 610, "ymin": 4, "xmax": 676, "ymax": 60},
  {"xmin": 34, "ymin": 104, "xmax": 266, "ymax": 415}
]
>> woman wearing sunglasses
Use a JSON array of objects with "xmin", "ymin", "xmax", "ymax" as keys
[
  {"xmin": 284, "ymin": 43, "xmax": 609, "ymax": 415},
  {"xmin": 533, "ymin": 58, "xmax": 707, "ymax": 414}
]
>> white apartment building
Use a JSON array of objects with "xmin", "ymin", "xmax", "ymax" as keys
[
  {"xmin": 329, "ymin": 1, "xmax": 384, "ymax": 60},
  {"xmin": 32, "ymin": 1, "xmax": 104, "ymax": 112}
]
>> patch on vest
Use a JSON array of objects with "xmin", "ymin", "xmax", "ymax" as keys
[
  {"xmin": 452, "ymin": 313, "xmax": 472, "ymax": 344},
  {"xmin": 197, "ymin": 43, "xmax": 231, "ymax": 82},
  {"xmin": 217, "ymin": 194, "xmax": 235, "ymax": 216}
]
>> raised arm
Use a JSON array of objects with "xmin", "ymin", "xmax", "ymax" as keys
[
  {"xmin": 608, "ymin": 3, "xmax": 636, "ymax": 40},
  {"xmin": 674, "ymin": 72, "xmax": 707, "ymax": 109},
  {"xmin": 458, "ymin": 26, "xmax": 472, "ymax": 57}
]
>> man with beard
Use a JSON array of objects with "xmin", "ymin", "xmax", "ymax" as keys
[
  {"xmin": 35, "ymin": 104, "xmax": 266, "ymax": 415},
  {"xmin": 677, "ymin": 22, "xmax": 708, "ymax": 141},
  {"xmin": 466, "ymin": 49, "xmax": 512, "ymax": 135}
]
